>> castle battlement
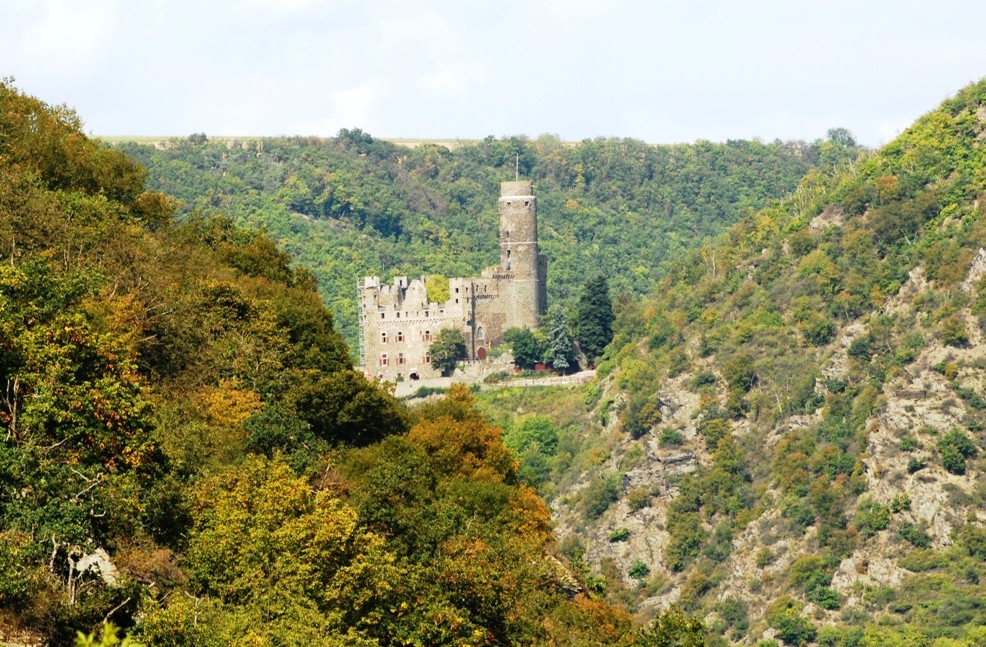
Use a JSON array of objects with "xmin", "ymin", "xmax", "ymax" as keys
[{"xmin": 357, "ymin": 181, "xmax": 547, "ymax": 378}]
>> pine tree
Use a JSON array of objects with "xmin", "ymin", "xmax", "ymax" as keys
[
  {"xmin": 543, "ymin": 305, "xmax": 575, "ymax": 372},
  {"xmin": 573, "ymin": 275, "xmax": 614, "ymax": 364}
]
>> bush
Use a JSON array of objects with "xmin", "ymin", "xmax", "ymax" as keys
[
  {"xmin": 766, "ymin": 598, "xmax": 817, "ymax": 646},
  {"xmin": 801, "ymin": 314, "xmax": 836, "ymax": 346},
  {"xmin": 907, "ymin": 456, "xmax": 927, "ymax": 473},
  {"xmin": 483, "ymin": 371, "xmax": 509, "ymax": 384},
  {"xmin": 627, "ymin": 487, "xmax": 653, "ymax": 511},
  {"xmin": 898, "ymin": 521, "xmax": 931, "ymax": 548},
  {"xmin": 941, "ymin": 313, "xmax": 970, "ymax": 347},
  {"xmin": 622, "ymin": 394, "xmax": 662, "ymax": 439},
  {"xmin": 938, "ymin": 428, "xmax": 977, "ymax": 474},
  {"xmin": 899, "ymin": 436, "xmax": 920, "ymax": 452},
  {"xmin": 628, "ymin": 559, "xmax": 650, "ymax": 580},
  {"xmin": 890, "ymin": 493, "xmax": 911, "ymax": 513},
  {"xmin": 582, "ymin": 474, "xmax": 620, "ymax": 520},
  {"xmin": 608, "ymin": 527, "xmax": 631, "ymax": 542},
  {"xmin": 847, "ymin": 335, "xmax": 873, "ymax": 361},
  {"xmin": 958, "ymin": 524, "xmax": 986, "ymax": 559},
  {"xmin": 699, "ymin": 418, "xmax": 730, "ymax": 451},
  {"xmin": 659, "ymin": 427, "xmax": 684, "ymax": 447},
  {"xmin": 853, "ymin": 498, "xmax": 891, "ymax": 539},
  {"xmin": 755, "ymin": 547, "xmax": 775, "ymax": 568},
  {"xmin": 690, "ymin": 371, "xmax": 717, "ymax": 389}
]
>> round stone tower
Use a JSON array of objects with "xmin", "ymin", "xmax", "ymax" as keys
[{"xmin": 499, "ymin": 180, "xmax": 547, "ymax": 330}]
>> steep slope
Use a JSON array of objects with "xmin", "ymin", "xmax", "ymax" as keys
[{"xmin": 493, "ymin": 79, "xmax": 986, "ymax": 645}]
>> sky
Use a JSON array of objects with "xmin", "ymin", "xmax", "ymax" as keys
[{"xmin": 3, "ymin": 0, "xmax": 986, "ymax": 147}]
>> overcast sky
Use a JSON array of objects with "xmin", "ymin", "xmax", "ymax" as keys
[{"xmin": 4, "ymin": 0, "xmax": 986, "ymax": 147}]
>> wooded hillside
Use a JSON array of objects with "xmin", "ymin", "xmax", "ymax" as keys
[
  {"xmin": 115, "ymin": 130, "xmax": 856, "ymax": 350},
  {"xmin": 0, "ymin": 82, "xmax": 709, "ymax": 645}
]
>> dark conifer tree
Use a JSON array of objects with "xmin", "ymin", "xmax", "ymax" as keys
[{"xmin": 573, "ymin": 274, "xmax": 614, "ymax": 364}]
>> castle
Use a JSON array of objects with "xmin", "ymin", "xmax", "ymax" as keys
[{"xmin": 358, "ymin": 180, "xmax": 547, "ymax": 379}]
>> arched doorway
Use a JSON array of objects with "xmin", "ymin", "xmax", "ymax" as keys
[{"xmin": 477, "ymin": 346, "xmax": 487, "ymax": 360}]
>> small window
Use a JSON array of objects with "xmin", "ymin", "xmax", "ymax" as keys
[
  {"xmin": 477, "ymin": 326, "xmax": 485, "ymax": 340},
  {"xmin": 424, "ymin": 353, "xmax": 431, "ymax": 364},
  {"xmin": 398, "ymin": 352, "xmax": 405, "ymax": 365},
  {"xmin": 397, "ymin": 331, "xmax": 404, "ymax": 343},
  {"xmin": 380, "ymin": 353, "xmax": 388, "ymax": 367},
  {"xmin": 524, "ymin": 200, "xmax": 529, "ymax": 206},
  {"xmin": 424, "ymin": 310, "xmax": 429, "ymax": 317},
  {"xmin": 381, "ymin": 331, "xmax": 388, "ymax": 344},
  {"xmin": 455, "ymin": 299, "xmax": 459, "ymax": 304},
  {"xmin": 380, "ymin": 312, "xmax": 385, "ymax": 319},
  {"xmin": 396, "ymin": 312, "xmax": 400, "ymax": 318},
  {"xmin": 455, "ymin": 287, "xmax": 460, "ymax": 293},
  {"xmin": 423, "ymin": 330, "xmax": 432, "ymax": 342}
]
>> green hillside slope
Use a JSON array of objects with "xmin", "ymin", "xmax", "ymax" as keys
[
  {"xmin": 115, "ymin": 132, "xmax": 853, "ymax": 351},
  {"xmin": 493, "ymin": 78, "xmax": 986, "ymax": 644}
]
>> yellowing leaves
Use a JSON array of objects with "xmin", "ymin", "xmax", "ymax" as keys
[{"xmin": 200, "ymin": 379, "xmax": 262, "ymax": 431}]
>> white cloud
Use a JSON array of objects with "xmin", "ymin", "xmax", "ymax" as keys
[
  {"xmin": 232, "ymin": 0, "xmax": 332, "ymax": 17},
  {"xmin": 20, "ymin": 0, "xmax": 121, "ymax": 74},
  {"xmin": 329, "ymin": 78, "xmax": 390, "ymax": 130},
  {"xmin": 284, "ymin": 78, "xmax": 393, "ymax": 135},
  {"xmin": 535, "ymin": 0, "xmax": 626, "ymax": 23},
  {"xmin": 876, "ymin": 118, "xmax": 913, "ymax": 147},
  {"xmin": 418, "ymin": 58, "xmax": 492, "ymax": 100},
  {"xmin": 373, "ymin": 8, "xmax": 492, "ymax": 100}
]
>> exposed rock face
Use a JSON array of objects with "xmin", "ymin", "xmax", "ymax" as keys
[
  {"xmin": 961, "ymin": 247, "xmax": 986, "ymax": 293},
  {"xmin": 809, "ymin": 205, "xmax": 845, "ymax": 232},
  {"xmin": 73, "ymin": 547, "xmax": 119, "ymax": 586}
]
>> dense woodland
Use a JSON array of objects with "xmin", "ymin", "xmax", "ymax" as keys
[
  {"xmin": 115, "ymin": 128, "xmax": 858, "ymax": 350},
  {"xmin": 0, "ymin": 82, "xmax": 706, "ymax": 645}
]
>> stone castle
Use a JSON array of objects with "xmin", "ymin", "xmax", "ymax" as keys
[{"xmin": 358, "ymin": 180, "xmax": 547, "ymax": 379}]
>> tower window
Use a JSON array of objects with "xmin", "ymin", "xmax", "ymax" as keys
[
  {"xmin": 524, "ymin": 201, "xmax": 529, "ymax": 206},
  {"xmin": 380, "ymin": 312, "xmax": 385, "ymax": 319}
]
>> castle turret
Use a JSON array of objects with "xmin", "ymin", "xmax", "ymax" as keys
[{"xmin": 498, "ymin": 180, "xmax": 547, "ymax": 330}]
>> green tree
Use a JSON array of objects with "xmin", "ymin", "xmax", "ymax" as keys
[
  {"xmin": 573, "ymin": 275, "xmax": 614, "ymax": 363},
  {"xmin": 543, "ymin": 305, "xmax": 576, "ymax": 371},
  {"xmin": 504, "ymin": 327, "xmax": 546, "ymax": 370},
  {"xmin": 430, "ymin": 328, "xmax": 467, "ymax": 376},
  {"xmin": 424, "ymin": 274, "xmax": 450, "ymax": 303},
  {"xmin": 634, "ymin": 606, "xmax": 708, "ymax": 646}
]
